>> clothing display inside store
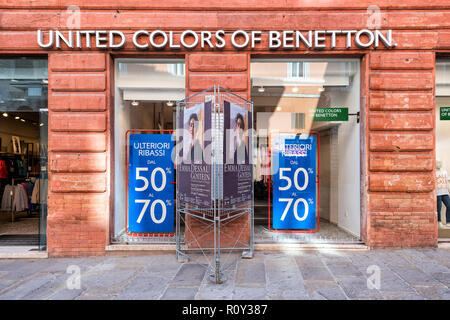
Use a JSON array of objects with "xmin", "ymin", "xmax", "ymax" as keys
[
  {"xmin": 0, "ymin": 111, "xmax": 44, "ymax": 243},
  {"xmin": 0, "ymin": 149, "xmax": 42, "ymax": 221},
  {"xmin": 0, "ymin": 57, "xmax": 48, "ymax": 249},
  {"xmin": 1, "ymin": 179, "xmax": 40, "ymax": 212}
]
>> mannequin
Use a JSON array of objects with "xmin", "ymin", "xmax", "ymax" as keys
[{"xmin": 436, "ymin": 160, "xmax": 450, "ymax": 228}]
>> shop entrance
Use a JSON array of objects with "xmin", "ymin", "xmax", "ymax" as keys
[
  {"xmin": 0, "ymin": 57, "xmax": 48, "ymax": 252},
  {"xmin": 436, "ymin": 58, "xmax": 450, "ymax": 240},
  {"xmin": 250, "ymin": 59, "xmax": 362, "ymax": 244}
]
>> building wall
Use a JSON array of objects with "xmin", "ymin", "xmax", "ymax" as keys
[
  {"xmin": 47, "ymin": 53, "xmax": 110, "ymax": 257},
  {"xmin": 1, "ymin": 0, "xmax": 449, "ymax": 256},
  {"xmin": 367, "ymin": 52, "xmax": 436, "ymax": 248}
]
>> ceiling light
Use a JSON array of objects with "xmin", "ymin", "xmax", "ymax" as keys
[
  {"xmin": 40, "ymin": 123, "xmax": 44, "ymax": 127},
  {"xmin": 15, "ymin": 116, "xmax": 20, "ymax": 120},
  {"xmin": 258, "ymin": 86, "xmax": 265, "ymax": 93},
  {"xmin": 131, "ymin": 100, "xmax": 139, "ymax": 106},
  {"xmin": 276, "ymin": 106, "xmax": 282, "ymax": 111},
  {"xmin": 2, "ymin": 112, "xmax": 8, "ymax": 117},
  {"xmin": 166, "ymin": 101, "xmax": 174, "ymax": 107},
  {"xmin": 20, "ymin": 118, "xmax": 25, "ymax": 122}
]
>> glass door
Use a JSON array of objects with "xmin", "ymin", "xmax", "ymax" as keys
[{"xmin": 0, "ymin": 57, "xmax": 48, "ymax": 251}]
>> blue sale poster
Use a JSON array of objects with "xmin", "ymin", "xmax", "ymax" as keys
[
  {"xmin": 128, "ymin": 134, "xmax": 174, "ymax": 233},
  {"xmin": 272, "ymin": 135, "xmax": 317, "ymax": 230}
]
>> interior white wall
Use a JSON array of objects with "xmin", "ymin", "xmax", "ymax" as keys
[
  {"xmin": 318, "ymin": 130, "xmax": 331, "ymax": 221},
  {"xmin": 329, "ymin": 126, "xmax": 339, "ymax": 225},
  {"xmin": 113, "ymin": 88, "xmax": 130, "ymax": 237},
  {"xmin": 328, "ymin": 74, "xmax": 361, "ymax": 237}
]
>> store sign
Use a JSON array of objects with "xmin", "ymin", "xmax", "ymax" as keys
[
  {"xmin": 440, "ymin": 107, "xmax": 450, "ymax": 120},
  {"xmin": 37, "ymin": 29, "xmax": 396, "ymax": 50},
  {"xmin": 311, "ymin": 107, "xmax": 348, "ymax": 121},
  {"xmin": 273, "ymin": 135, "xmax": 317, "ymax": 230},
  {"xmin": 128, "ymin": 134, "xmax": 174, "ymax": 233}
]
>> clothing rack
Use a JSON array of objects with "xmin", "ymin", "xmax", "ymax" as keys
[
  {"xmin": 1, "ymin": 152, "xmax": 39, "ymax": 222},
  {"xmin": 10, "ymin": 177, "xmax": 31, "ymax": 223}
]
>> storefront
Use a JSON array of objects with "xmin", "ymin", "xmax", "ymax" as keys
[{"xmin": 0, "ymin": 2, "xmax": 448, "ymax": 257}]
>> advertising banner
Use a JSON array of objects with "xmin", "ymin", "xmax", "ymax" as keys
[
  {"xmin": 128, "ymin": 134, "xmax": 174, "ymax": 233},
  {"xmin": 177, "ymin": 101, "xmax": 212, "ymax": 207},
  {"xmin": 223, "ymin": 100, "xmax": 253, "ymax": 206},
  {"xmin": 272, "ymin": 134, "xmax": 317, "ymax": 230}
]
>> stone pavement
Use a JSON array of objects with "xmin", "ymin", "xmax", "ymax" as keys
[{"xmin": 0, "ymin": 248, "xmax": 449, "ymax": 300}]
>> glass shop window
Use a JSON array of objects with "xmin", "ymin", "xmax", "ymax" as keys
[
  {"xmin": 0, "ymin": 57, "xmax": 48, "ymax": 250},
  {"xmin": 436, "ymin": 59, "xmax": 450, "ymax": 238},
  {"xmin": 251, "ymin": 59, "xmax": 361, "ymax": 243},
  {"xmin": 113, "ymin": 59, "xmax": 185, "ymax": 242}
]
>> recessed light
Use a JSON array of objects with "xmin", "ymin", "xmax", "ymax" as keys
[
  {"xmin": 276, "ymin": 106, "xmax": 282, "ymax": 111},
  {"xmin": 258, "ymin": 86, "xmax": 265, "ymax": 93},
  {"xmin": 15, "ymin": 116, "xmax": 20, "ymax": 120},
  {"xmin": 40, "ymin": 123, "xmax": 44, "ymax": 127},
  {"xmin": 131, "ymin": 100, "xmax": 139, "ymax": 106},
  {"xmin": 2, "ymin": 112, "xmax": 8, "ymax": 117},
  {"xmin": 292, "ymin": 87, "xmax": 299, "ymax": 93},
  {"xmin": 20, "ymin": 118, "xmax": 25, "ymax": 122}
]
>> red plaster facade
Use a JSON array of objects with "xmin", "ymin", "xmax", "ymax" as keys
[{"xmin": 1, "ymin": 0, "xmax": 449, "ymax": 256}]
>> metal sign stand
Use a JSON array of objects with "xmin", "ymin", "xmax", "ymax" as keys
[{"xmin": 175, "ymin": 85, "xmax": 254, "ymax": 284}]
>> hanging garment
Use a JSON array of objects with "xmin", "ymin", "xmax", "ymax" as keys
[
  {"xmin": 31, "ymin": 179, "xmax": 40, "ymax": 204},
  {"xmin": 1, "ymin": 184, "xmax": 12, "ymax": 210},
  {"xmin": 0, "ymin": 160, "xmax": 8, "ymax": 179},
  {"xmin": 20, "ymin": 183, "xmax": 30, "ymax": 209},
  {"xmin": 16, "ymin": 159, "xmax": 26, "ymax": 177},
  {"xmin": 24, "ymin": 181, "xmax": 34, "ymax": 197},
  {"xmin": 12, "ymin": 184, "xmax": 28, "ymax": 212},
  {"xmin": 23, "ymin": 181, "xmax": 34, "ymax": 209}
]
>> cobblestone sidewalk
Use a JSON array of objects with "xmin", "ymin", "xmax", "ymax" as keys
[{"xmin": 0, "ymin": 248, "xmax": 449, "ymax": 300}]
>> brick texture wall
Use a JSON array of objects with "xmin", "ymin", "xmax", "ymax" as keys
[
  {"xmin": 2, "ymin": 0, "xmax": 450, "ymax": 255},
  {"xmin": 187, "ymin": 53, "xmax": 249, "ymax": 99},
  {"xmin": 367, "ymin": 52, "xmax": 437, "ymax": 248},
  {"xmin": 47, "ymin": 53, "xmax": 109, "ymax": 257}
]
